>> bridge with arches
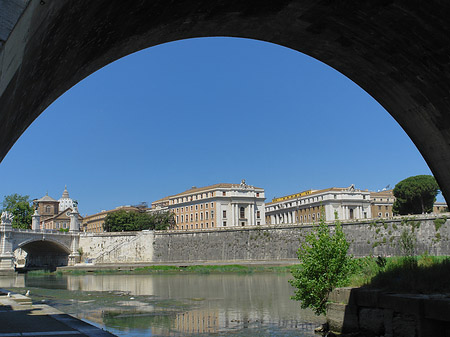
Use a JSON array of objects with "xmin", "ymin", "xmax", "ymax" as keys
[{"xmin": 0, "ymin": 212, "xmax": 80, "ymax": 272}]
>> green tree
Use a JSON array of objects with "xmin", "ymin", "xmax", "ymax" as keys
[
  {"xmin": 289, "ymin": 213, "xmax": 354, "ymax": 315},
  {"xmin": 393, "ymin": 175, "xmax": 439, "ymax": 215},
  {"xmin": 1, "ymin": 194, "xmax": 34, "ymax": 229},
  {"xmin": 103, "ymin": 210, "xmax": 175, "ymax": 232}
]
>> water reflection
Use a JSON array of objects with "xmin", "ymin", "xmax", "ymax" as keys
[{"xmin": 0, "ymin": 273, "xmax": 325, "ymax": 336}]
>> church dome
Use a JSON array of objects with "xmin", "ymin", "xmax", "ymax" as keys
[{"xmin": 59, "ymin": 185, "xmax": 74, "ymax": 212}]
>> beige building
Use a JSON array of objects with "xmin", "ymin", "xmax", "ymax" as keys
[
  {"xmin": 152, "ymin": 180, "xmax": 266, "ymax": 230},
  {"xmin": 370, "ymin": 190, "xmax": 395, "ymax": 218},
  {"xmin": 265, "ymin": 185, "xmax": 371, "ymax": 225},
  {"xmin": 266, "ymin": 187, "xmax": 448, "ymax": 224}
]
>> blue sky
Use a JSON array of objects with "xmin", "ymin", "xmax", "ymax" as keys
[{"xmin": 0, "ymin": 37, "xmax": 435, "ymax": 215}]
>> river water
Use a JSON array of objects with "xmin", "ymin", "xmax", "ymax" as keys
[{"xmin": 0, "ymin": 272, "xmax": 325, "ymax": 336}]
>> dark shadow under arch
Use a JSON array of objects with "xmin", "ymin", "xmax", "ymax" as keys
[
  {"xmin": 18, "ymin": 240, "xmax": 71, "ymax": 271},
  {"xmin": 1, "ymin": 1, "xmax": 450, "ymax": 200}
]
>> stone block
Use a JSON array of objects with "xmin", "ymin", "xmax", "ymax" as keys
[
  {"xmin": 327, "ymin": 287, "xmax": 357, "ymax": 305},
  {"xmin": 326, "ymin": 302, "xmax": 359, "ymax": 333},
  {"xmin": 424, "ymin": 298, "xmax": 450, "ymax": 322},
  {"xmin": 393, "ymin": 313, "xmax": 417, "ymax": 337},
  {"xmin": 359, "ymin": 308, "xmax": 384, "ymax": 335},
  {"xmin": 380, "ymin": 294, "xmax": 425, "ymax": 316},
  {"xmin": 354, "ymin": 288, "xmax": 381, "ymax": 307}
]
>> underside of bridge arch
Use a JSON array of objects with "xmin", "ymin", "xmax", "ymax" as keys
[
  {"xmin": 18, "ymin": 240, "xmax": 70, "ymax": 271},
  {"xmin": 1, "ymin": 1, "xmax": 450, "ymax": 199}
]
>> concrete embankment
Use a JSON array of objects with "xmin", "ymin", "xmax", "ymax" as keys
[{"xmin": 0, "ymin": 288, "xmax": 115, "ymax": 336}]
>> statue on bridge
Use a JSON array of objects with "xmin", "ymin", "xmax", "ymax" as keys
[{"xmin": 1, "ymin": 211, "xmax": 13, "ymax": 225}]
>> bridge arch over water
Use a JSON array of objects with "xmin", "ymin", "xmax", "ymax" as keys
[
  {"xmin": 16, "ymin": 237, "xmax": 72, "ymax": 270},
  {"xmin": 1, "ymin": 1, "xmax": 450, "ymax": 200}
]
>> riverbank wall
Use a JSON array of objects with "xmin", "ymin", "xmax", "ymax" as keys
[
  {"xmin": 78, "ymin": 215, "xmax": 450, "ymax": 264},
  {"xmin": 327, "ymin": 287, "xmax": 450, "ymax": 336}
]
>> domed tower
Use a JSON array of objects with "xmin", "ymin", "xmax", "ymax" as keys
[{"xmin": 58, "ymin": 185, "xmax": 74, "ymax": 212}]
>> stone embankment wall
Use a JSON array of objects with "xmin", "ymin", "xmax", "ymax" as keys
[
  {"xmin": 79, "ymin": 231, "xmax": 154, "ymax": 263},
  {"xmin": 79, "ymin": 215, "xmax": 450, "ymax": 264},
  {"xmin": 153, "ymin": 216, "xmax": 450, "ymax": 263}
]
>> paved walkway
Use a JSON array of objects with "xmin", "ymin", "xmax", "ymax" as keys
[{"xmin": 0, "ymin": 290, "xmax": 115, "ymax": 337}]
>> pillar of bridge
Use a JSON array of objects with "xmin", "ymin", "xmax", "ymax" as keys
[
  {"xmin": 31, "ymin": 209, "xmax": 40, "ymax": 231},
  {"xmin": 68, "ymin": 208, "xmax": 81, "ymax": 265},
  {"xmin": 0, "ymin": 212, "xmax": 15, "ymax": 272}
]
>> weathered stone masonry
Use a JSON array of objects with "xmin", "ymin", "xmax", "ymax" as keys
[{"xmin": 79, "ymin": 216, "xmax": 450, "ymax": 264}]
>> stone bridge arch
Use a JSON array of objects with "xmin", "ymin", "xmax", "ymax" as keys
[
  {"xmin": 15, "ymin": 238, "xmax": 72, "ymax": 271},
  {"xmin": 1, "ymin": 1, "xmax": 450, "ymax": 201}
]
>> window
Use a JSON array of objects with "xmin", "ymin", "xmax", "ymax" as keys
[
  {"xmin": 211, "ymin": 202, "xmax": 214, "ymax": 207},
  {"xmin": 181, "ymin": 215, "xmax": 184, "ymax": 222},
  {"xmin": 256, "ymin": 192, "xmax": 260, "ymax": 197},
  {"xmin": 191, "ymin": 224, "xmax": 193, "ymax": 229},
  {"xmin": 240, "ymin": 207, "xmax": 245, "ymax": 218},
  {"xmin": 191, "ymin": 205, "xmax": 193, "ymax": 211},
  {"xmin": 378, "ymin": 205, "xmax": 382, "ymax": 210},
  {"xmin": 185, "ymin": 207, "xmax": 188, "ymax": 211},
  {"xmin": 45, "ymin": 205, "xmax": 51, "ymax": 213},
  {"xmin": 195, "ymin": 205, "xmax": 198, "ymax": 210},
  {"xmin": 176, "ymin": 216, "xmax": 179, "ymax": 223},
  {"xmin": 385, "ymin": 212, "xmax": 389, "ymax": 217},
  {"xmin": 257, "ymin": 211, "xmax": 261, "ymax": 219},
  {"xmin": 241, "ymin": 222, "xmax": 245, "ymax": 226},
  {"xmin": 206, "ymin": 223, "xmax": 209, "ymax": 228},
  {"xmin": 257, "ymin": 221, "xmax": 260, "ymax": 226},
  {"xmin": 200, "ymin": 204, "xmax": 203, "ymax": 209},
  {"xmin": 223, "ymin": 210, "xmax": 227, "ymax": 218},
  {"xmin": 223, "ymin": 221, "xmax": 227, "ymax": 226},
  {"xmin": 196, "ymin": 224, "xmax": 198, "ymax": 229},
  {"xmin": 211, "ymin": 210, "xmax": 214, "ymax": 218},
  {"xmin": 211, "ymin": 221, "xmax": 214, "ymax": 227},
  {"xmin": 205, "ymin": 211, "xmax": 209, "ymax": 219},
  {"xmin": 190, "ymin": 214, "xmax": 193, "ymax": 221},
  {"xmin": 223, "ymin": 191, "xmax": 226, "ymax": 196},
  {"xmin": 378, "ymin": 212, "xmax": 382, "ymax": 217},
  {"xmin": 201, "ymin": 224, "xmax": 203, "ymax": 228},
  {"xmin": 200, "ymin": 213, "xmax": 203, "ymax": 220},
  {"xmin": 181, "ymin": 226, "xmax": 183, "ymax": 230},
  {"xmin": 206, "ymin": 203, "xmax": 209, "ymax": 209},
  {"xmin": 364, "ymin": 212, "xmax": 367, "ymax": 218},
  {"xmin": 195, "ymin": 213, "xmax": 198, "ymax": 221}
]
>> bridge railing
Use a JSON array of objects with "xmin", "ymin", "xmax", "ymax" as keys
[{"xmin": 12, "ymin": 228, "xmax": 72, "ymax": 235}]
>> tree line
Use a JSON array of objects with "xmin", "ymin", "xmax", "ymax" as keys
[{"xmin": 103, "ymin": 209, "xmax": 175, "ymax": 232}]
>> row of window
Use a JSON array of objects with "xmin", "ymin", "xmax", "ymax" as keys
[
  {"xmin": 176, "ymin": 211, "xmax": 215, "ymax": 223},
  {"xmin": 377, "ymin": 205, "xmax": 390, "ymax": 210},
  {"xmin": 222, "ymin": 209, "xmax": 261, "ymax": 219},
  {"xmin": 178, "ymin": 222, "xmax": 215, "ymax": 230},
  {"xmin": 175, "ymin": 202, "xmax": 214, "ymax": 213},
  {"xmin": 171, "ymin": 192, "xmax": 215, "ymax": 205}
]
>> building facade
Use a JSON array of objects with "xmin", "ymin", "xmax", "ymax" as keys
[
  {"xmin": 265, "ymin": 185, "xmax": 372, "ymax": 225},
  {"xmin": 370, "ymin": 189, "xmax": 395, "ymax": 218},
  {"xmin": 152, "ymin": 180, "xmax": 266, "ymax": 230},
  {"xmin": 34, "ymin": 186, "xmax": 82, "ymax": 230}
]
